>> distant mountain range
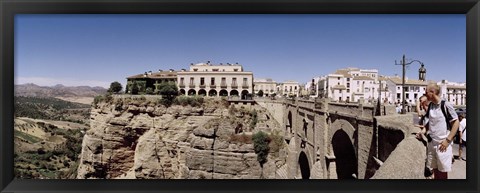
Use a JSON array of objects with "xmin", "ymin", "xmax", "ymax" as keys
[{"xmin": 15, "ymin": 83, "xmax": 108, "ymax": 98}]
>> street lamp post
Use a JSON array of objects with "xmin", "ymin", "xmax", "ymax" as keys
[{"xmin": 395, "ymin": 54, "xmax": 425, "ymax": 114}]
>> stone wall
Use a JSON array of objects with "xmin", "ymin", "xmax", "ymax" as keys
[{"xmin": 255, "ymin": 99, "xmax": 285, "ymax": 128}]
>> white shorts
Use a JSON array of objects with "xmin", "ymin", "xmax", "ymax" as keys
[{"xmin": 426, "ymin": 140, "xmax": 453, "ymax": 172}]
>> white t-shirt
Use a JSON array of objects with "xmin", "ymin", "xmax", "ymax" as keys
[
  {"xmin": 426, "ymin": 100, "xmax": 458, "ymax": 142},
  {"xmin": 460, "ymin": 118, "xmax": 467, "ymax": 141}
]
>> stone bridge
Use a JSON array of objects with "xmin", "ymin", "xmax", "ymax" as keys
[{"xmin": 256, "ymin": 98, "xmax": 426, "ymax": 179}]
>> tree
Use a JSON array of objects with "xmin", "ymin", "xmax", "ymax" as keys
[
  {"xmin": 159, "ymin": 82, "xmax": 178, "ymax": 98},
  {"xmin": 257, "ymin": 90, "xmax": 264, "ymax": 97},
  {"xmin": 131, "ymin": 81, "xmax": 139, "ymax": 95},
  {"xmin": 252, "ymin": 131, "xmax": 269, "ymax": 167},
  {"xmin": 108, "ymin": 81, "xmax": 122, "ymax": 94},
  {"xmin": 158, "ymin": 81, "xmax": 178, "ymax": 106}
]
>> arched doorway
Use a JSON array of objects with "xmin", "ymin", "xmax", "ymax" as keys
[
  {"xmin": 287, "ymin": 111, "xmax": 293, "ymax": 134},
  {"xmin": 188, "ymin": 89, "xmax": 196, "ymax": 96},
  {"xmin": 332, "ymin": 129, "xmax": 357, "ymax": 179},
  {"xmin": 179, "ymin": 89, "xmax": 186, "ymax": 95},
  {"xmin": 208, "ymin": 89, "xmax": 217, "ymax": 96},
  {"xmin": 219, "ymin": 89, "xmax": 228, "ymax": 97},
  {"xmin": 198, "ymin": 89, "xmax": 207, "ymax": 96},
  {"xmin": 298, "ymin": 151, "xmax": 310, "ymax": 179},
  {"xmin": 241, "ymin": 90, "xmax": 249, "ymax": 100},
  {"xmin": 230, "ymin": 90, "xmax": 239, "ymax": 97}
]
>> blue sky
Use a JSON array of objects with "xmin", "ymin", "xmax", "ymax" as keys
[{"xmin": 15, "ymin": 14, "xmax": 466, "ymax": 88}]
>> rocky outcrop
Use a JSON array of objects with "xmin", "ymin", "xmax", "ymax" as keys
[{"xmin": 77, "ymin": 97, "xmax": 287, "ymax": 179}]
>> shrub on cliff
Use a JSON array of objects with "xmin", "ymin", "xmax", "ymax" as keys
[
  {"xmin": 252, "ymin": 131, "xmax": 270, "ymax": 167},
  {"xmin": 108, "ymin": 81, "xmax": 122, "ymax": 94},
  {"xmin": 173, "ymin": 96, "xmax": 204, "ymax": 107}
]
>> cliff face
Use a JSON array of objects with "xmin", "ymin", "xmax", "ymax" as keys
[{"xmin": 77, "ymin": 97, "xmax": 286, "ymax": 179}]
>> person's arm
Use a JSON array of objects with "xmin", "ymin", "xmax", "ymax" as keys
[{"xmin": 440, "ymin": 103, "xmax": 459, "ymax": 152}]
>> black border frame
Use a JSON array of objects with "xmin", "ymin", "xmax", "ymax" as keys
[{"xmin": 1, "ymin": 0, "xmax": 478, "ymax": 193}]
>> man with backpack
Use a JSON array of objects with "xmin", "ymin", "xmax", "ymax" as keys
[{"xmin": 423, "ymin": 83, "xmax": 460, "ymax": 179}]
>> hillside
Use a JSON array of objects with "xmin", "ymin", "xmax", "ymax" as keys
[
  {"xmin": 15, "ymin": 96, "xmax": 90, "ymax": 124},
  {"xmin": 15, "ymin": 83, "xmax": 107, "ymax": 98},
  {"xmin": 14, "ymin": 95, "xmax": 91, "ymax": 179}
]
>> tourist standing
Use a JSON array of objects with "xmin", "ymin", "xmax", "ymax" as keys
[
  {"xmin": 423, "ymin": 83, "xmax": 460, "ymax": 179},
  {"xmin": 458, "ymin": 113, "xmax": 467, "ymax": 161}
]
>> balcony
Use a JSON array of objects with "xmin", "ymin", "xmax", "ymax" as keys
[
  {"xmin": 179, "ymin": 83, "xmax": 185, "ymax": 88},
  {"xmin": 189, "ymin": 83, "xmax": 195, "ymax": 88},
  {"xmin": 242, "ymin": 84, "xmax": 249, "ymax": 89},
  {"xmin": 220, "ymin": 83, "xmax": 227, "ymax": 89},
  {"xmin": 209, "ymin": 84, "xmax": 216, "ymax": 88},
  {"xmin": 231, "ymin": 83, "xmax": 238, "ymax": 89},
  {"xmin": 199, "ymin": 84, "xmax": 206, "ymax": 88}
]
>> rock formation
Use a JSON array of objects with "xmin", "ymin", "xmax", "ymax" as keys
[{"xmin": 77, "ymin": 97, "xmax": 287, "ymax": 179}]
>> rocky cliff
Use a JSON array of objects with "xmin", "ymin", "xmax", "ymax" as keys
[{"xmin": 77, "ymin": 96, "xmax": 287, "ymax": 179}]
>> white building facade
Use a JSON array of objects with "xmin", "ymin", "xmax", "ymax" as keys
[
  {"xmin": 279, "ymin": 80, "xmax": 300, "ymax": 97},
  {"xmin": 438, "ymin": 80, "xmax": 467, "ymax": 106},
  {"xmin": 176, "ymin": 62, "xmax": 253, "ymax": 98},
  {"xmin": 253, "ymin": 78, "xmax": 277, "ymax": 97}
]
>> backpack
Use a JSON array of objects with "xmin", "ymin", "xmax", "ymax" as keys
[{"xmin": 425, "ymin": 100, "xmax": 459, "ymax": 143}]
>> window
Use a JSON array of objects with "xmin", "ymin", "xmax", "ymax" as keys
[
  {"xmin": 347, "ymin": 89, "xmax": 350, "ymax": 93},
  {"xmin": 294, "ymin": 86, "xmax": 297, "ymax": 90},
  {"xmin": 406, "ymin": 93, "xmax": 409, "ymax": 99},
  {"xmin": 347, "ymin": 83, "xmax": 350, "ymax": 87},
  {"xmin": 337, "ymin": 82, "xmax": 340, "ymax": 85},
  {"xmin": 232, "ymin": 78, "xmax": 237, "ymax": 85},
  {"xmin": 180, "ymin": 77, "xmax": 184, "ymax": 83},
  {"xmin": 397, "ymin": 86, "xmax": 400, "ymax": 90},
  {"xmin": 347, "ymin": 78, "xmax": 350, "ymax": 81},
  {"xmin": 190, "ymin": 77, "xmax": 194, "ymax": 84},
  {"xmin": 243, "ymin": 78, "xmax": 248, "ymax": 84},
  {"xmin": 211, "ymin": 78, "xmax": 215, "ymax": 85},
  {"xmin": 397, "ymin": 93, "xmax": 401, "ymax": 99},
  {"xmin": 338, "ymin": 77, "xmax": 340, "ymax": 80},
  {"xmin": 200, "ymin": 77, "xmax": 205, "ymax": 85}
]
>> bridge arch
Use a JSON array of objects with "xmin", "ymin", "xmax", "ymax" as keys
[
  {"xmin": 298, "ymin": 151, "xmax": 311, "ymax": 179},
  {"xmin": 329, "ymin": 119, "xmax": 357, "ymax": 179}
]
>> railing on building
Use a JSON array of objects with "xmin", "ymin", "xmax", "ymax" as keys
[
  {"xmin": 179, "ymin": 82, "xmax": 185, "ymax": 88},
  {"xmin": 199, "ymin": 84, "xmax": 206, "ymax": 88},
  {"xmin": 220, "ymin": 83, "xmax": 227, "ymax": 88},
  {"xmin": 209, "ymin": 84, "xmax": 216, "ymax": 88},
  {"xmin": 242, "ymin": 84, "xmax": 249, "ymax": 89},
  {"xmin": 189, "ymin": 83, "xmax": 195, "ymax": 88},
  {"xmin": 231, "ymin": 83, "xmax": 238, "ymax": 89}
]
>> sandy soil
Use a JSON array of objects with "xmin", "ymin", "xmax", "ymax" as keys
[{"xmin": 55, "ymin": 96, "xmax": 94, "ymax": 105}]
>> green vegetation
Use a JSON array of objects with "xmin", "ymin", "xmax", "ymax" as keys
[
  {"xmin": 14, "ymin": 130, "xmax": 42, "ymax": 143},
  {"xmin": 108, "ymin": 81, "xmax": 123, "ymax": 94},
  {"xmin": 173, "ymin": 96, "xmax": 204, "ymax": 107},
  {"xmin": 15, "ymin": 96, "xmax": 90, "ymax": 122},
  {"xmin": 249, "ymin": 109, "xmax": 258, "ymax": 130},
  {"xmin": 14, "ymin": 126, "xmax": 84, "ymax": 179},
  {"xmin": 252, "ymin": 131, "xmax": 270, "ymax": 167}
]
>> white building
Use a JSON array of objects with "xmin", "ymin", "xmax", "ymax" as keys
[
  {"xmin": 176, "ymin": 62, "xmax": 253, "ymax": 99},
  {"xmin": 438, "ymin": 80, "xmax": 466, "ymax": 106},
  {"xmin": 278, "ymin": 80, "xmax": 300, "ymax": 97},
  {"xmin": 253, "ymin": 78, "xmax": 277, "ymax": 97},
  {"xmin": 385, "ymin": 76, "xmax": 431, "ymax": 105},
  {"xmin": 318, "ymin": 67, "xmax": 388, "ymax": 103}
]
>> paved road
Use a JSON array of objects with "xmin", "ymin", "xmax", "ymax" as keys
[{"xmin": 448, "ymin": 143, "xmax": 466, "ymax": 179}]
